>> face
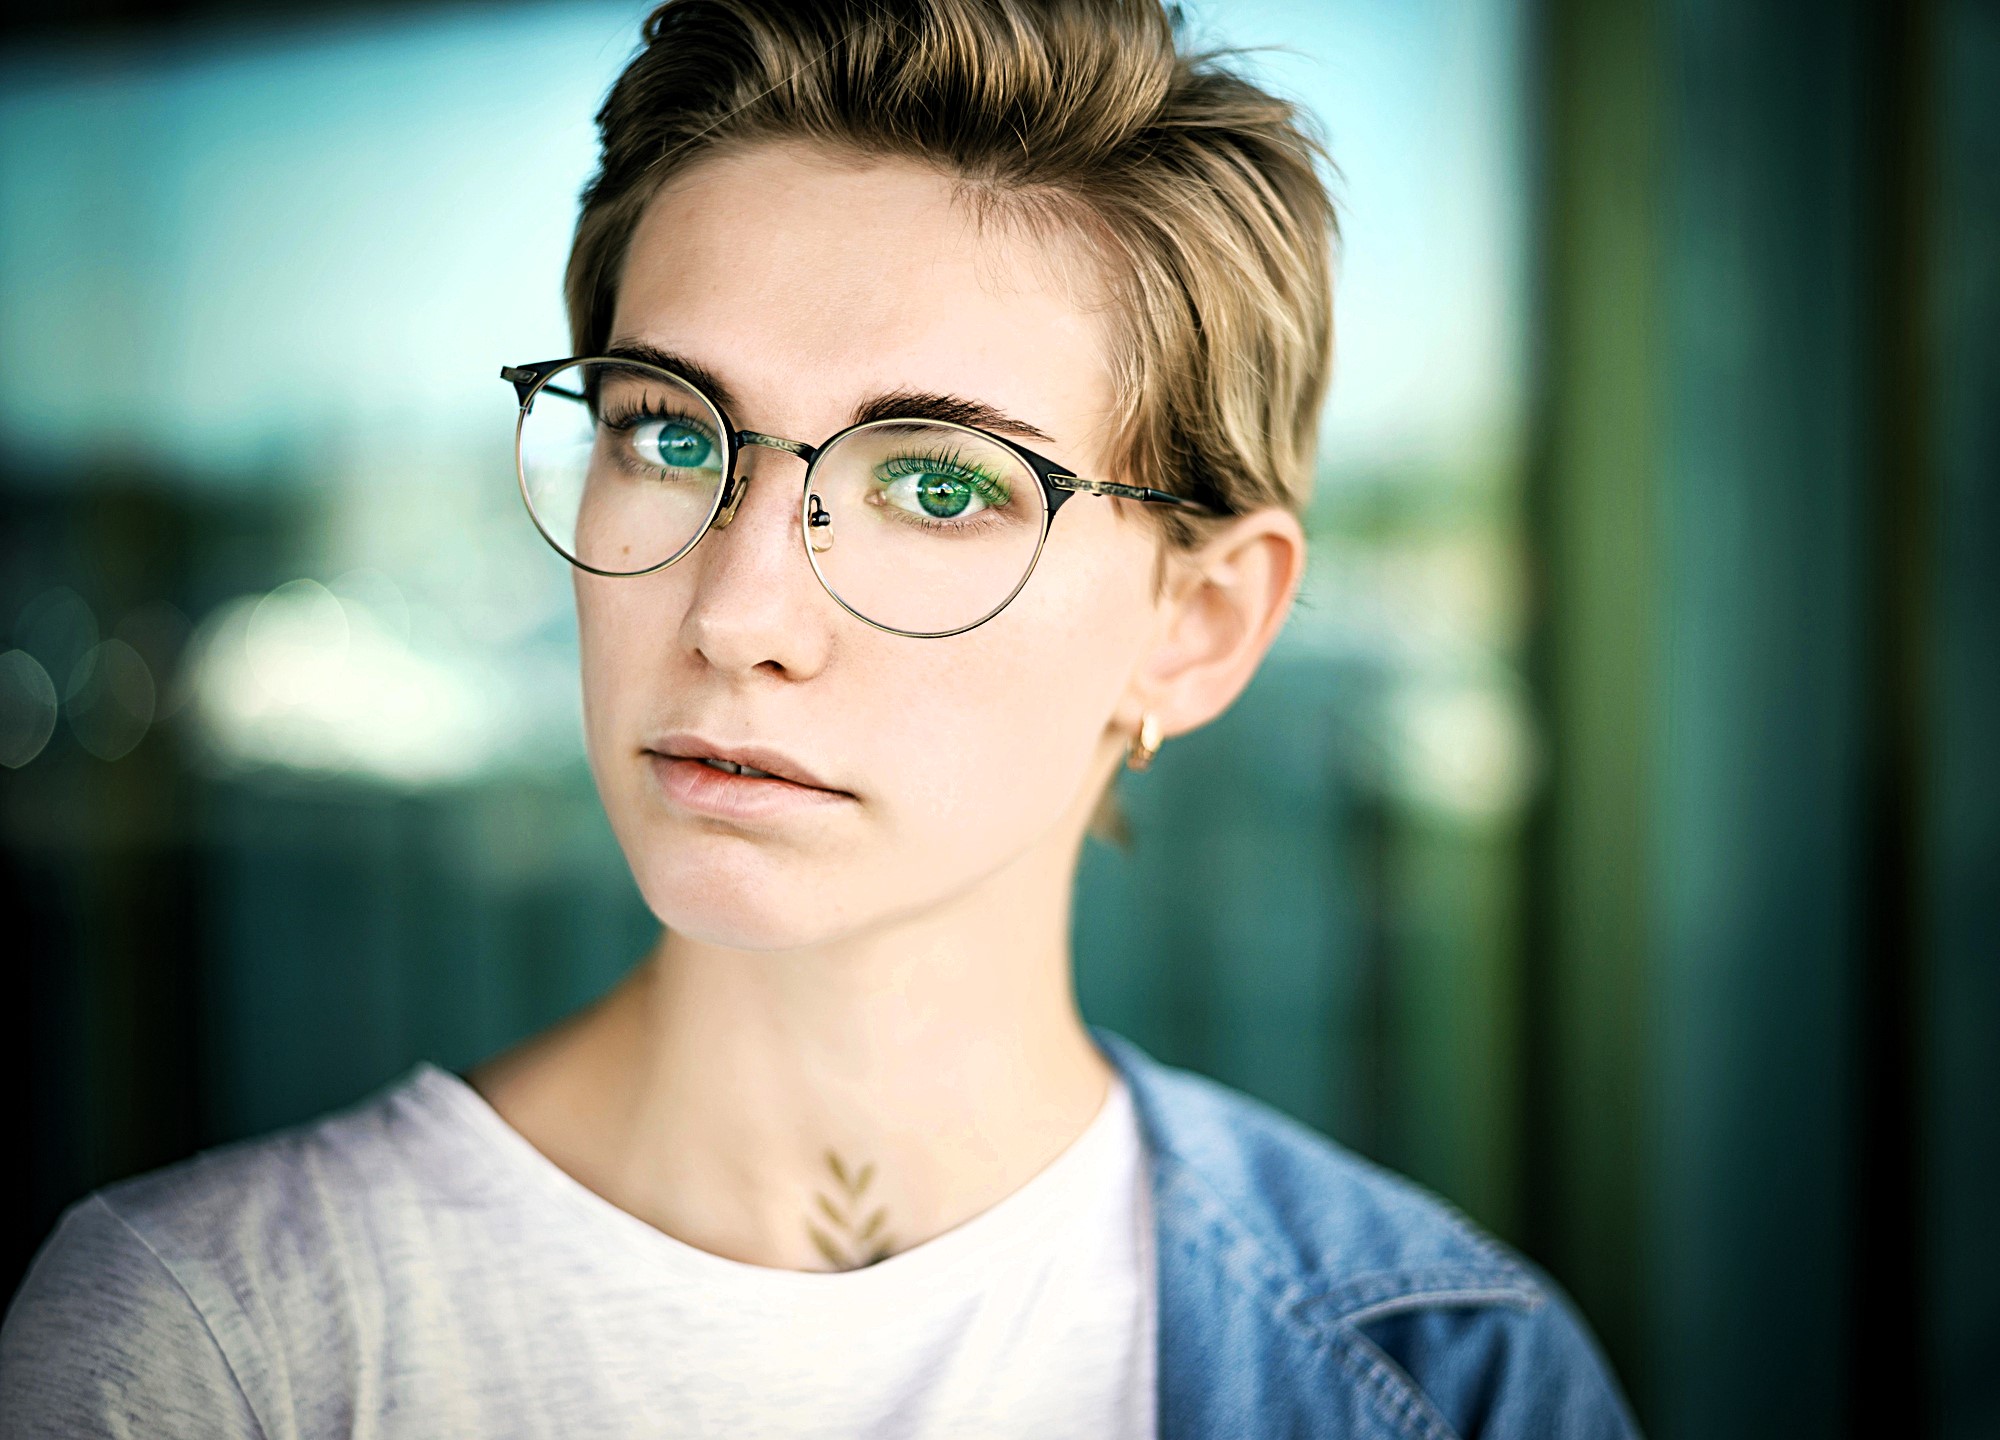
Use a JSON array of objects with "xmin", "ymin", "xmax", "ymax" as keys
[{"xmin": 579, "ymin": 140, "xmax": 1168, "ymax": 950}]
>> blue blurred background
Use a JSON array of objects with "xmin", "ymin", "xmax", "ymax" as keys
[{"xmin": 1, "ymin": 1, "xmax": 1994, "ymax": 1435}]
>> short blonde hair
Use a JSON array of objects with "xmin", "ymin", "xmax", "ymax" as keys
[{"xmin": 565, "ymin": 0, "xmax": 1338, "ymax": 546}]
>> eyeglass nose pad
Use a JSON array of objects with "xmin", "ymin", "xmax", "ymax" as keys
[
  {"xmin": 711, "ymin": 472, "xmax": 748, "ymax": 530},
  {"xmin": 806, "ymin": 492, "xmax": 834, "ymax": 552}
]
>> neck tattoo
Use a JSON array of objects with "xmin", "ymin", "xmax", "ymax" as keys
[{"xmin": 805, "ymin": 1149, "xmax": 894, "ymax": 1270}]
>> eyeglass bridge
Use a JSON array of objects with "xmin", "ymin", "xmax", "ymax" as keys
[{"xmin": 737, "ymin": 429, "xmax": 817, "ymax": 461}]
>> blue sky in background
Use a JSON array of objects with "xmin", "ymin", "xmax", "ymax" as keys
[{"xmin": 0, "ymin": 0, "xmax": 1524, "ymax": 486}]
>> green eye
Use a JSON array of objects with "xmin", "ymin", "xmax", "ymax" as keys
[
  {"xmin": 916, "ymin": 472, "xmax": 972, "ymax": 517},
  {"xmin": 632, "ymin": 417, "xmax": 718, "ymax": 471},
  {"xmin": 877, "ymin": 454, "xmax": 1010, "ymax": 521}
]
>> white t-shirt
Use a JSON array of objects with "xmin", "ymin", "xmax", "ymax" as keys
[{"xmin": 1, "ymin": 1060, "xmax": 1158, "ymax": 1440}]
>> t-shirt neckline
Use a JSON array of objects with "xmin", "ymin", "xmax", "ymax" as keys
[{"xmin": 402, "ymin": 1058, "xmax": 1139, "ymax": 1311}]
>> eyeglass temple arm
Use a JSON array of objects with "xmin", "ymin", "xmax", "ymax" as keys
[{"xmin": 1047, "ymin": 473, "xmax": 1221, "ymax": 517}]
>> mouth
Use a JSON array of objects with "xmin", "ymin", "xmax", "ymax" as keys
[
  {"xmin": 643, "ymin": 733, "xmax": 854, "ymax": 818},
  {"xmin": 692, "ymin": 756, "xmax": 782, "ymax": 779}
]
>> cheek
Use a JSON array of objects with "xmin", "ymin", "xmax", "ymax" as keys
[
  {"xmin": 871, "ymin": 523, "xmax": 1156, "ymax": 841},
  {"xmin": 573, "ymin": 575, "xmax": 617, "ymax": 736},
  {"xmin": 573, "ymin": 570, "xmax": 674, "ymax": 762}
]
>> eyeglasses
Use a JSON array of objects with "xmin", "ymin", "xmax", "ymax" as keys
[{"xmin": 500, "ymin": 354, "xmax": 1220, "ymax": 638}]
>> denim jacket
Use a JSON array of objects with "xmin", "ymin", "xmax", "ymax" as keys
[{"xmin": 1091, "ymin": 1025, "xmax": 1642, "ymax": 1439}]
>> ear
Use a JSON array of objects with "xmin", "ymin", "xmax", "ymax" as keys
[{"xmin": 1119, "ymin": 507, "xmax": 1307, "ymax": 741}]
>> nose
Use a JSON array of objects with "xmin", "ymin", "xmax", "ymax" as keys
[
  {"xmin": 712, "ymin": 430, "xmax": 816, "ymax": 532},
  {"xmin": 675, "ymin": 440, "xmax": 832, "ymax": 680}
]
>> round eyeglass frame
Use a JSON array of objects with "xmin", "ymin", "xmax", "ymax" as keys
[{"xmin": 501, "ymin": 355, "xmax": 1221, "ymax": 639}]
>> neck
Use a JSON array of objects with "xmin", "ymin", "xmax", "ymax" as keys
[{"xmin": 467, "ymin": 817, "xmax": 1114, "ymax": 1271}]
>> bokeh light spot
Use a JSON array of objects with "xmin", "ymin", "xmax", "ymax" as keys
[
  {"xmin": 67, "ymin": 640, "xmax": 157, "ymax": 762},
  {"xmin": 0, "ymin": 649, "xmax": 60, "ymax": 769}
]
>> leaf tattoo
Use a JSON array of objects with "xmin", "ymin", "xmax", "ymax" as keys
[{"xmin": 805, "ymin": 1148, "xmax": 894, "ymax": 1269}]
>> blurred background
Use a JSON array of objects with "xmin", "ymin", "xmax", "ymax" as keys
[{"xmin": 0, "ymin": 0, "xmax": 1992, "ymax": 1434}]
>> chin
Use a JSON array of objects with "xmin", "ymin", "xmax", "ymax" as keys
[{"xmin": 627, "ymin": 846, "xmax": 860, "ymax": 953}]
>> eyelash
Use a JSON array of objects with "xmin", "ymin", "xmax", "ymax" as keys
[
  {"xmin": 599, "ymin": 403, "xmax": 716, "ymax": 441},
  {"xmin": 598, "ymin": 410, "xmax": 1027, "ymax": 527},
  {"xmin": 877, "ymin": 449, "xmax": 1012, "ymax": 507}
]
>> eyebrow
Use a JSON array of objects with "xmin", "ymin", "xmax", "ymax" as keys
[
  {"xmin": 601, "ymin": 339, "xmax": 1058, "ymax": 446},
  {"xmin": 602, "ymin": 341, "xmax": 745, "ymax": 416},
  {"xmin": 849, "ymin": 390, "xmax": 1056, "ymax": 445}
]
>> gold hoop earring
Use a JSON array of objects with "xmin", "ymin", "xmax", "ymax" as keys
[{"xmin": 1125, "ymin": 713, "xmax": 1163, "ymax": 772}]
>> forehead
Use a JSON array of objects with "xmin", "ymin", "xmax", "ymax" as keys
[{"xmin": 609, "ymin": 142, "xmax": 1117, "ymax": 457}]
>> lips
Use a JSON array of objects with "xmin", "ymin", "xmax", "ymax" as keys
[
  {"xmin": 645, "ymin": 732, "xmax": 848, "ymax": 795},
  {"xmin": 644, "ymin": 732, "xmax": 856, "ymax": 820}
]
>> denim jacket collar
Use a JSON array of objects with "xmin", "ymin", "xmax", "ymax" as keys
[{"xmin": 1089, "ymin": 1025, "xmax": 1575, "ymax": 1439}]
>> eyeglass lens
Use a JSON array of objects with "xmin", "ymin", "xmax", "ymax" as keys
[
  {"xmin": 518, "ymin": 360, "xmax": 1049, "ymax": 636},
  {"xmin": 803, "ymin": 419, "xmax": 1045, "ymax": 634},
  {"xmin": 519, "ymin": 361, "xmax": 729, "ymax": 577}
]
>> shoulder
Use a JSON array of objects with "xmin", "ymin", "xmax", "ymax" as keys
[
  {"xmin": 55, "ymin": 1064, "xmax": 444, "ymax": 1319},
  {"xmin": 1095, "ymin": 1024, "xmax": 1527, "ymax": 1287},
  {"xmin": 1, "ymin": 1194, "xmax": 265, "ymax": 1437},
  {"xmin": 1, "ymin": 1065, "xmax": 452, "ymax": 1438},
  {"xmin": 1093, "ymin": 1026, "xmax": 1641, "ymax": 1439}
]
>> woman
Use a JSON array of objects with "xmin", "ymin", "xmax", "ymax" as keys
[{"xmin": 1, "ymin": 0, "xmax": 1639, "ymax": 1434}]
